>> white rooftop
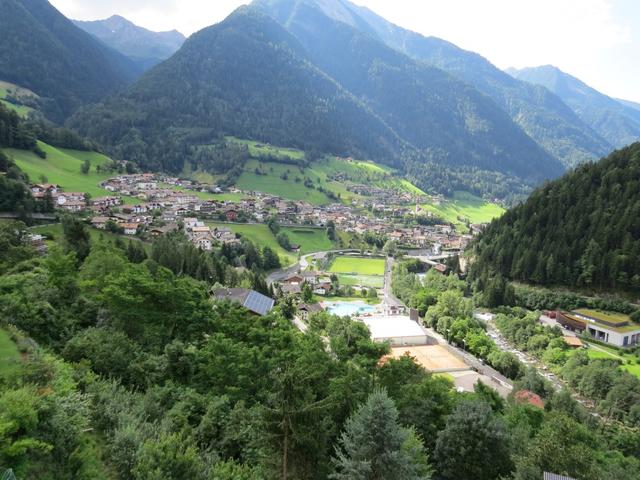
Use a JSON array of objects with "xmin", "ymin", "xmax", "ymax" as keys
[{"xmin": 361, "ymin": 315, "xmax": 426, "ymax": 340}]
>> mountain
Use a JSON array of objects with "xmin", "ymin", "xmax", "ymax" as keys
[
  {"xmin": 470, "ymin": 142, "xmax": 640, "ymax": 294},
  {"xmin": 253, "ymin": 0, "xmax": 562, "ymax": 184},
  {"xmin": 618, "ymin": 98, "xmax": 640, "ymax": 112},
  {"xmin": 257, "ymin": 0, "xmax": 612, "ymax": 169},
  {"xmin": 74, "ymin": 15, "xmax": 186, "ymax": 70},
  {"xmin": 68, "ymin": 7, "xmax": 408, "ymax": 173},
  {"xmin": 70, "ymin": 5, "xmax": 563, "ymax": 194},
  {"xmin": 0, "ymin": 0, "xmax": 141, "ymax": 121},
  {"xmin": 509, "ymin": 65, "xmax": 640, "ymax": 149}
]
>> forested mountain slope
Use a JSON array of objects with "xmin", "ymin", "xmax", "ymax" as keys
[
  {"xmin": 254, "ymin": 0, "xmax": 562, "ymax": 182},
  {"xmin": 68, "ymin": 7, "xmax": 409, "ymax": 173},
  {"xmin": 70, "ymin": 4, "xmax": 564, "ymax": 192},
  {"xmin": 0, "ymin": 0, "xmax": 141, "ymax": 120},
  {"xmin": 258, "ymin": 0, "xmax": 612, "ymax": 169},
  {"xmin": 74, "ymin": 15, "xmax": 186, "ymax": 70},
  {"xmin": 509, "ymin": 65, "xmax": 640, "ymax": 149},
  {"xmin": 470, "ymin": 143, "xmax": 640, "ymax": 293}
]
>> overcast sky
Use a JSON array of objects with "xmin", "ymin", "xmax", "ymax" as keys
[{"xmin": 50, "ymin": 0, "xmax": 640, "ymax": 102}]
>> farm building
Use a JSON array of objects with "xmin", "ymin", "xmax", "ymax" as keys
[
  {"xmin": 557, "ymin": 309, "xmax": 640, "ymax": 348},
  {"xmin": 361, "ymin": 315, "xmax": 428, "ymax": 346}
]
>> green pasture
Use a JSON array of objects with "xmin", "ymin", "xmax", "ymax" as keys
[{"xmin": 4, "ymin": 142, "xmax": 137, "ymax": 203}]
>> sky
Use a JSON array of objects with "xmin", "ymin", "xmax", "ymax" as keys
[{"xmin": 49, "ymin": 0, "xmax": 640, "ymax": 102}]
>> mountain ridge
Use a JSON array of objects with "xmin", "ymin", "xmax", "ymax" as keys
[
  {"xmin": 259, "ymin": 0, "xmax": 612, "ymax": 169},
  {"xmin": 0, "ymin": 0, "xmax": 141, "ymax": 120},
  {"xmin": 74, "ymin": 14, "xmax": 186, "ymax": 70},
  {"xmin": 509, "ymin": 65, "xmax": 640, "ymax": 149}
]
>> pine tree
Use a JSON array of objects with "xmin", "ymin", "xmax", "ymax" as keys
[{"xmin": 331, "ymin": 389, "xmax": 432, "ymax": 480}]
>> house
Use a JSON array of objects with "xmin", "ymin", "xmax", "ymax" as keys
[
  {"xmin": 298, "ymin": 303, "xmax": 324, "ymax": 319},
  {"xmin": 149, "ymin": 224, "xmax": 178, "ymax": 237},
  {"xmin": 120, "ymin": 223, "xmax": 139, "ymax": 236},
  {"xmin": 313, "ymin": 282, "xmax": 332, "ymax": 296},
  {"xmin": 57, "ymin": 192, "xmax": 85, "ymax": 205},
  {"xmin": 92, "ymin": 196, "xmax": 121, "ymax": 208},
  {"xmin": 557, "ymin": 309, "xmax": 640, "ymax": 348},
  {"xmin": 58, "ymin": 200, "xmax": 86, "ymax": 212},
  {"xmin": 31, "ymin": 183, "xmax": 60, "ymax": 196},
  {"xmin": 193, "ymin": 232, "xmax": 213, "ymax": 251},
  {"xmin": 91, "ymin": 216, "xmax": 110, "ymax": 229},
  {"xmin": 283, "ymin": 275, "xmax": 304, "ymax": 286},
  {"xmin": 281, "ymin": 283, "xmax": 302, "ymax": 295},
  {"xmin": 212, "ymin": 288, "xmax": 275, "ymax": 316},
  {"xmin": 225, "ymin": 209, "xmax": 238, "ymax": 221}
]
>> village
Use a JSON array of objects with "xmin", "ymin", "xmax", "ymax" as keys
[{"xmin": 28, "ymin": 172, "xmax": 479, "ymax": 254}]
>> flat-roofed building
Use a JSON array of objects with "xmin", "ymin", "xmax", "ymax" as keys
[
  {"xmin": 361, "ymin": 315, "xmax": 428, "ymax": 346},
  {"xmin": 557, "ymin": 309, "xmax": 640, "ymax": 348}
]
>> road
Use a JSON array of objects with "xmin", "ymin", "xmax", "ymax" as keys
[{"xmin": 383, "ymin": 256, "xmax": 403, "ymax": 306}]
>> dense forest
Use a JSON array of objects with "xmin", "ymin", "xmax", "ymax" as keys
[
  {"xmin": 470, "ymin": 143, "xmax": 640, "ymax": 293},
  {"xmin": 1, "ymin": 225, "xmax": 639, "ymax": 479},
  {"xmin": 0, "ymin": 0, "xmax": 140, "ymax": 120}
]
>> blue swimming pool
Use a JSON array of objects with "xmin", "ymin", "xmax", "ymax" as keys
[{"xmin": 325, "ymin": 301, "xmax": 376, "ymax": 317}]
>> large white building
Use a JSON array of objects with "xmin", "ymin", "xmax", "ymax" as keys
[
  {"xmin": 557, "ymin": 309, "xmax": 640, "ymax": 348},
  {"xmin": 361, "ymin": 315, "xmax": 429, "ymax": 346}
]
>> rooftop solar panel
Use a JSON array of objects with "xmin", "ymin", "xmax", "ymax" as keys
[{"xmin": 244, "ymin": 291, "xmax": 275, "ymax": 316}]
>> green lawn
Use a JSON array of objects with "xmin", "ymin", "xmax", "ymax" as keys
[
  {"xmin": 280, "ymin": 227, "xmax": 332, "ymax": 254},
  {"xmin": 575, "ymin": 342, "xmax": 640, "ymax": 379},
  {"xmin": 4, "ymin": 142, "xmax": 137, "ymax": 203},
  {"xmin": 0, "ymin": 329, "xmax": 20, "ymax": 377},
  {"xmin": 338, "ymin": 274, "xmax": 384, "ymax": 288},
  {"xmin": 421, "ymin": 191, "xmax": 504, "ymax": 230},
  {"xmin": 329, "ymin": 256, "xmax": 385, "ymax": 276}
]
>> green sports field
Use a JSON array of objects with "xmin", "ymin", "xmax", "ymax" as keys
[
  {"xmin": 337, "ymin": 274, "xmax": 384, "ymax": 288},
  {"xmin": 4, "ymin": 142, "xmax": 137, "ymax": 203},
  {"xmin": 329, "ymin": 256, "xmax": 385, "ymax": 276}
]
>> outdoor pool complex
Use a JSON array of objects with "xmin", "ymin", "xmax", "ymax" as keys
[{"xmin": 325, "ymin": 301, "xmax": 376, "ymax": 317}]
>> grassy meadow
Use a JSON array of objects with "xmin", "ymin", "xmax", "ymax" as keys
[
  {"xmin": 422, "ymin": 191, "xmax": 505, "ymax": 229},
  {"xmin": 4, "ymin": 142, "xmax": 138, "ymax": 203},
  {"xmin": 0, "ymin": 80, "xmax": 36, "ymax": 117},
  {"xmin": 205, "ymin": 222, "xmax": 337, "ymax": 266}
]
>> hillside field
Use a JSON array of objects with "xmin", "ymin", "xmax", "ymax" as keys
[
  {"xmin": 422, "ymin": 191, "xmax": 505, "ymax": 228},
  {"xmin": 206, "ymin": 222, "xmax": 336, "ymax": 265},
  {"xmin": 0, "ymin": 80, "xmax": 36, "ymax": 117},
  {"xmin": 4, "ymin": 142, "xmax": 137, "ymax": 203},
  {"xmin": 228, "ymin": 137, "xmax": 426, "ymax": 205}
]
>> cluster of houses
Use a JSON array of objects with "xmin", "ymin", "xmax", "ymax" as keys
[
  {"xmin": 31, "ymin": 173, "xmax": 480, "ymax": 254},
  {"xmin": 31, "ymin": 183, "xmax": 121, "ymax": 213}
]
